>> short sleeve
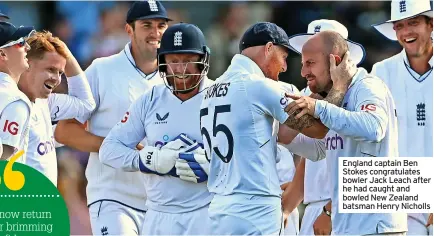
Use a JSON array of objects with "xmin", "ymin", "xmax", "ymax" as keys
[{"xmin": 0, "ymin": 101, "xmax": 30, "ymax": 149}]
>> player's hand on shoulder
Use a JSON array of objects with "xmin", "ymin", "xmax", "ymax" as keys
[
  {"xmin": 175, "ymin": 144, "xmax": 210, "ymax": 184},
  {"xmin": 138, "ymin": 134, "xmax": 195, "ymax": 175}
]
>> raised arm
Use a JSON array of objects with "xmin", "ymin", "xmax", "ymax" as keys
[
  {"xmin": 54, "ymin": 55, "xmax": 101, "ymax": 152},
  {"xmin": 314, "ymin": 77, "xmax": 389, "ymax": 142},
  {"xmin": 48, "ymin": 45, "xmax": 95, "ymax": 121},
  {"xmin": 283, "ymin": 52, "xmax": 357, "ymax": 139}
]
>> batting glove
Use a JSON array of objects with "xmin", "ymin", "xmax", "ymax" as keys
[
  {"xmin": 138, "ymin": 134, "xmax": 195, "ymax": 175},
  {"xmin": 175, "ymin": 146, "xmax": 210, "ymax": 183}
]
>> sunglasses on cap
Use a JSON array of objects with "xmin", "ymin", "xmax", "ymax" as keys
[
  {"xmin": 0, "ymin": 37, "xmax": 27, "ymax": 49},
  {"xmin": 0, "ymin": 29, "xmax": 35, "ymax": 49}
]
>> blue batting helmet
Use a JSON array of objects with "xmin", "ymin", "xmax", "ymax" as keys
[{"xmin": 157, "ymin": 22, "xmax": 210, "ymax": 93}]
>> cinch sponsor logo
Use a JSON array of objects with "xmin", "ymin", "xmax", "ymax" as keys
[
  {"xmin": 279, "ymin": 92, "xmax": 289, "ymax": 108},
  {"xmin": 154, "ymin": 135, "xmax": 204, "ymax": 149},
  {"xmin": 37, "ymin": 137, "xmax": 56, "ymax": 155},
  {"xmin": 326, "ymin": 134, "xmax": 344, "ymax": 150}
]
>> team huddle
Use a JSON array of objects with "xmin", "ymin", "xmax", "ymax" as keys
[{"xmin": 0, "ymin": 0, "xmax": 433, "ymax": 235}]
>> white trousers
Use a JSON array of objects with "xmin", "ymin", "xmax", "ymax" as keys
[
  {"xmin": 88, "ymin": 201, "xmax": 146, "ymax": 235},
  {"xmin": 300, "ymin": 200, "xmax": 329, "ymax": 236},
  {"xmin": 283, "ymin": 206, "xmax": 300, "ymax": 235},
  {"xmin": 141, "ymin": 206, "xmax": 211, "ymax": 235}
]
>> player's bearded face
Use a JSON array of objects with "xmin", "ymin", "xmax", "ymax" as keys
[
  {"xmin": 394, "ymin": 16, "xmax": 433, "ymax": 58},
  {"xmin": 18, "ymin": 51, "xmax": 65, "ymax": 101},
  {"xmin": 129, "ymin": 19, "xmax": 168, "ymax": 60},
  {"xmin": 263, "ymin": 46, "xmax": 288, "ymax": 81},
  {"xmin": 164, "ymin": 53, "xmax": 202, "ymax": 92},
  {"xmin": 301, "ymin": 52, "xmax": 332, "ymax": 94}
]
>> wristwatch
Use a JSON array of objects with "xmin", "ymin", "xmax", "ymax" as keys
[{"xmin": 323, "ymin": 205, "xmax": 331, "ymax": 217}]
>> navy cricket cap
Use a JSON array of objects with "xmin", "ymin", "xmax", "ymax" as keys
[
  {"xmin": 0, "ymin": 22, "xmax": 34, "ymax": 47},
  {"xmin": 0, "ymin": 10, "xmax": 9, "ymax": 20},
  {"xmin": 126, "ymin": 0, "xmax": 171, "ymax": 23},
  {"xmin": 239, "ymin": 22, "xmax": 291, "ymax": 52}
]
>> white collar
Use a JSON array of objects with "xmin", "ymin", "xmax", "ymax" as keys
[
  {"xmin": 228, "ymin": 54, "xmax": 265, "ymax": 78},
  {"xmin": 123, "ymin": 42, "xmax": 159, "ymax": 80},
  {"xmin": 0, "ymin": 72, "xmax": 17, "ymax": 87},
  {"xmin": 349, "ymin": 67, "xmax": 369, "ymax": 88},
  {"xmin": 125, "ymin": 42, "xmax": 135, "ymax": 66},
  {"xmin": 401, "ymin": 49, "xmax": 433, "ymax": 68},
  {"xmin": 430, "ymin": 55, "xmax": 433, "ymax": 68}
]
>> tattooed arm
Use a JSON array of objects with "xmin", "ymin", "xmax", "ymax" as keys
[
  {"xmin": 282, "ymin": 51, "xmax": 356, "ymax": 139},
  {"xmin": 283, "ymin": 111, "xmax": 327, "ymax": 139},
  {"xmin": 282, "ymin": 86, "xmax": 347, "ymax": 139},
  {"xmin": 322, "ymin": 86, "xmax": 348, "ymax": 112}
]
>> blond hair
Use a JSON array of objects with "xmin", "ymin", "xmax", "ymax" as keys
[{"xmin": 26, "ymin": 31, "xmax": 69, "ymax": 60}]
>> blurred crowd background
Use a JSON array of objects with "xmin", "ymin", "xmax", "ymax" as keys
[{"xmin": 0, "ymin": 1, "xmax": 407, "ymax": 235}]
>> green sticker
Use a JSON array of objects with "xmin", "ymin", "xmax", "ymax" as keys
[{"xmin": 0, "ymin": 152, "xmax": 70, "ymax": 236}]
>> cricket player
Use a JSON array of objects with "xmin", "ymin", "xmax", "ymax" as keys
[
  {"xmin": 200, "ymin": 22, "xmax": 329, "ymax": 235},
  {"xmin": 16, "ymin": 31, "xmax": 95, "ymax": 185},
  {"xmin": 0, "ymin": 21, "xmax": 34, "ymax": 162},
  {"xmin": 283, "ymin": 19, "xmax": 367, "ymax": 236},
  {"xmin": 285, "ymin": 30, "xmax": 407, "ymax": 235},
  {"xmin": 54, "ymin": 1, "xmax": 169, "ymax": 235},
  {"xmin": 372, "ymin": 0, "xmax": 433, "ymax": 233},
  {"xmin": 100, "ymin": 22, "xmax": 213, "ymax": 235}
]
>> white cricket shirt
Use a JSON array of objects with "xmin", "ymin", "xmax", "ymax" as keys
[
  {"xmin": 26, "ymin": 73, "xmax": 95, "ymax": 185},
  {"xmin": 100, "ymin": 79, "xmax": 214, "ymax": 213},
  {"xmin": 371, "ymin": 49, "xmax": 433, "ymax": 230},
  {"xmin": 314, "ymin": 68, "xmax": 407, "ymax": 235},
  {"xmin": 0, "ymin": 72, "xmax": 32, "ymax": 163},
  {"xmin": 75, "ymin": 43, "xmax": 163, "ymax": 210}
]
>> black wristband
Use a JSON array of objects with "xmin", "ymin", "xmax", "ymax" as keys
[{"xmin": 323, "ymin": 205, "xmax": 331, "ymax": 217}]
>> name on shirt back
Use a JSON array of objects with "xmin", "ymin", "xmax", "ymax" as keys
[{"xmin": 204, "ymin": 83, "xmax": 231, "ymax": 100}]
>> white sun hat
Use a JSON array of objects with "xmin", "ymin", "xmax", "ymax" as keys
[
  {"xmin": 288, "ymin": 19, "xmax": 366, "ymax": 66},
  {"xmin": 372, "ymin": 0, "xmax": 433, "ymax": 41}
]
